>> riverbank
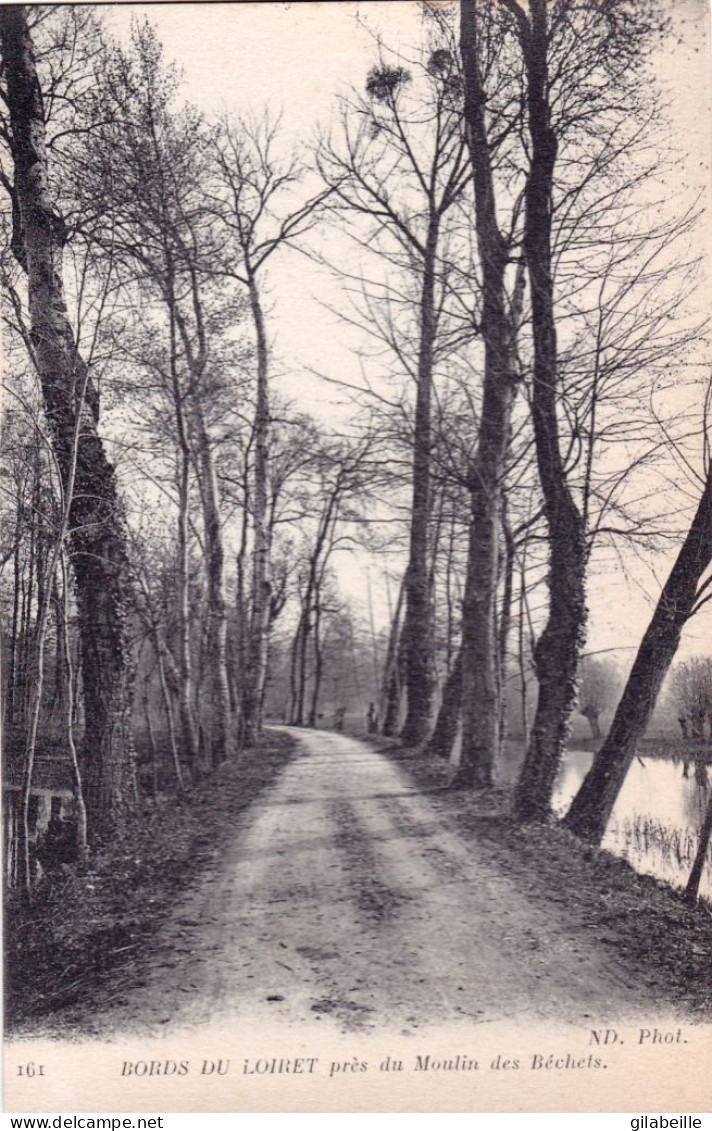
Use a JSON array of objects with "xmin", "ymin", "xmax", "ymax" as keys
[
  {"xmin": 567, "ymin": 735, "xmax": 712, "ymax": 761},
  {"xmin": 14, "ymin": 727, "xmax": 710, "ymax": 1045},
  {"xmin": 5, "ymin": 729, "xmax": 299, "ymax": 1034},
  {"xmin": 9, "ymin": 726, "xmax": 712, "ymax": 1039},
  {"xmin": 370, "ymin": 735, "xmax": 712, "ymax": 1019}
]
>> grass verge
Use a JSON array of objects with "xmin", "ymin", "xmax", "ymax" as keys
[
  {"xmin": 5, "ymin": 728, "xmax": 298, "ymax": 1035},
  {"xmin": 372, "ymin": 734, "xmax": 712, "ymax": 1020}
]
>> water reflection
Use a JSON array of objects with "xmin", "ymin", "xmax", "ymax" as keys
[{"xmin": 495, "ymin": 743, "xmax": 712, "ymax": 900}]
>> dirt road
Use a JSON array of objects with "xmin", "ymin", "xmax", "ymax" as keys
[{"xmin": 98, "ymin": 729, "xmax": 664, "ymax": 1036}]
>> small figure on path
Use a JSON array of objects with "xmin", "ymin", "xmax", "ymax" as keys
[
  {"xmin": 367, "ymin": 702, "xmax": 378, "ymax": 735},
  {"xmin": 692, "ymin": 709, "xmax": 707, "ymax": 740},
  {"xmin": 37, "ymin": 802, "xmax": 76, "ymax": 872},
  {"xmin": 334, "ymin": 706, "xmax": 346, "ymax": 732}
]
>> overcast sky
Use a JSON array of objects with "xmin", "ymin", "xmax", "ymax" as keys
[{"xmin": 106, "ymin": 0, "xmax": 712, "ymax": 666}]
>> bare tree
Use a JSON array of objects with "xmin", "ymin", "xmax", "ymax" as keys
[
  {"xmin": 212, "ymin": 113, "xmax": 328, "ymax": 745},
  {"xmin": 454, "ymin": 0, "xmax": 523, "ymax": 787},
  {"xmin": 76, "ymin": 22, "xmax": 237, "ymax": 766},
  {"xmin": 684, "ymin": 788, "xmax": 712, "ymax": 906},
  {"xmin": 0, "ymin": 5, "xmax": 135, "ymax": 840},
  {"xmin": 669, "ymin": 657, "xmax": 712, "ymax": 740},
  {"xmin": 318, "ymin": 50, "xmax": 470, "ymax": 746},
  {"xmin": 287, "ymin": 435, "xmax": 374, "ymax": 726},
  {"xmin": 565, "ymin": 442, "xmax": 712, "ymax": 844},
  {"xmin": 577, "ymin": 655, "xmax": 621, "ymax": 740},
  {"xmin": 453, "ymin": 0, "xmax": 677, "ymax": 821}
]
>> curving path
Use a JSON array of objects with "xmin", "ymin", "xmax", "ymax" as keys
[{"xmin": 95, "ymin": 728, "xmax": 662, "ymax": 1036}]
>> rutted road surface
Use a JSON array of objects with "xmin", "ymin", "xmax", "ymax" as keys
[{"xmin": 100, "ymin": 729, "xmax": 657, "ymax": 1036}]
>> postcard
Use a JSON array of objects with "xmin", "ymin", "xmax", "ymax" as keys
[{"xmin": 2, "ymin": 0, "xmax": 711, "ymax": 1115}]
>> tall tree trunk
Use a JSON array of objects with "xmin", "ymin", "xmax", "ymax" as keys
[
  {"xmin": 294, "ymin": 496, "xmax": 338, "ymax": 727},
  {"xmin": 454, "ymin": 0, "xmax": 520, "ymax": 788},
  {"xmin": 243, "ymin": 274, "xmax": 272, "ymax": 745},
  {"xmin": 444, "ymin": 508, "xmax": 459, "ymax": 673},
  {"xmin": 517, "ymin": 532, "xmax": 533, "ymax": 745},
  {"xmin": 382, "ymin": 647, "xmax": 407, "ymax": 739},
  {"xmin": 155, "ymin": 635, "xmax": 185, "ymax": 791},
  {"xmin": 379, "ymin": 577, "xmax": 405, "ymax": 737},
  {"xmin": 308, "ymin": 595, "xmax": 323, "ymax": 728},
  {"xmin": 19, "ymin": 458, "xmax": 36, "ymax": 725},
  {"xmin": 288, "ymin": 608, "xmax": 304, "ymax": 726},
  {"xmin": 16, "ymin": 312, "xmax": 93, "ymax": 893},
  {"xmin": 60, "ymin": 548, "xmax": 88, "ymax": 859},
  {"xmin": 1, "ymin": 5, "xmax": 134, "ymax": 841},
  {"xmin": 164, "ymin": 300, "xmax": 200, "ymax": 773},
  {"xmin": 7, "ymin": 509, "xmax": 21, "ymax": 728},
  {"xmin": 685, "ymin": 784, "xmax": 712, "ymax": 906},
  {"xmin": 192, "ymin": 403, "xmax": 231, "ymax": 765},
  {"xmin": 296, "ymin": 594, "xmax": 311, "ymax": 727},
  {"xmin": 512, "ymin": 0, "xmax": 587, "ymax": 823},
  {"xmin": 141, "ymin": 668, "xmax": 159, "ymax": 797},
  {"xmin": 428, "ymin": 649, "xmax": 462, "ymax": 761},
  {"xmin": 32, "ymin": 444, "xmax": 48, "ymax": 653},
  {"xmin": 564, "ymin": 465, "xmax": 712, "ymax": 844},
  {"xmin": 48, "ymin": 571, "xmax": 68, "ymax": 722},
  {"xmin": 400, "ymin": 220, "xmax": 439, "ymax": 747},
  {"xmin": 233, "ymin": 468, "xmax": 251, "ymax": 740},
  {"xmin": 497, "ymin": 515, "xmax": 516, "ymax": 755},
  {"xmin": 18, "ymin": 571, "xmax": 52, "ymax": 895}
]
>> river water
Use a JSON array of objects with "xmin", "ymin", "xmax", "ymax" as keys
[{"xmin": 498, "ymin": 744, "xmax": 712, "ymax": 901}]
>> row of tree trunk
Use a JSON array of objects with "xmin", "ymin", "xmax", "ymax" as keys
[
  {"xmin": 4, "ymin": 0, "xmax": 712, "ymax": 908},
  {"xmin": 1, "ymin": 6, "xmax": 134, "ymax": 848},
  {"xmin": 0, "ymin": 5, "xmax": 277, "ymax": 857},
  {"xmin": 391, "ymin": 0, "xmax": 712, "ymax": 897}
]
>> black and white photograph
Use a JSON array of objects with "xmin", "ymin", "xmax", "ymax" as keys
[{"xmin": 1, "ymin": 0, "xmax": 711, "ymax": 1114}]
